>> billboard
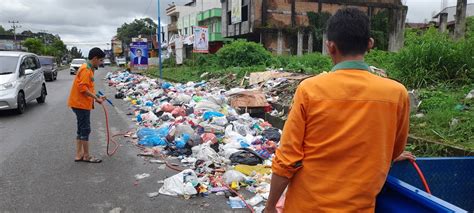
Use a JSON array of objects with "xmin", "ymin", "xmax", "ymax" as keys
[
  {"xmin": 130, "ymin": 38, "xmax": 148, "ymax": 70},
  {"xmin": 193, "ymin": 26, "xmax": 209, "ymax": 53},
  {"xmin": 112, "ymin": 40, "xmax": 123, "ymax": 54},
  {"xmin": 231, "ymin": 0, "xmax": 242, "ymax": 24}
]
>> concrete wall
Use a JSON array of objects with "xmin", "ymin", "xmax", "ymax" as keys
[{"xmin": 221, "ymin": 0, "xmax": 407, "ymax": 54}]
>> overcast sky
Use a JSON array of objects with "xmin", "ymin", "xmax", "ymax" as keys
[{"xmin": 1, "ymin": 0, "xmax": 473, "ymax": 55}]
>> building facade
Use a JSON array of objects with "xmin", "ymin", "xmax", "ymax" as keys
[{"xmin": 221, "ymin": 0, "xmax": 407, "ymax": 55}]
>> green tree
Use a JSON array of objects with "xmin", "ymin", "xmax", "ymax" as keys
[
  {"xmin": 0, "ymin": 25, "xmax": 12, "ymax": 35},
  {"xmin": 370, "ymin": 10, "xmax": 389, "ymax": 50},
  {"xmin": 23, "ymin": 38, "xmax": 44, "ymax": 55},
  {"xmin": 117, "ymin": 18, "xmax": 157, "ymax": 45},
  {"xmin": 69, "ymin": 47, "xmax": 83, "ymax": 58}
]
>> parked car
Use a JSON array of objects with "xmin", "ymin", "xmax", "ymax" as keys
[
  {"xmin": 103, "ymin": 58, "xmax": 111, "ymax": 66},
  {"xmin": 0, "ymin": 51, "xmax": 47, "ymax": 114},
  {"xmin": 38, "ymin": 56, "xmax": 57, "ymax": 81},
  {"xmin": 116, "ymin": 57, "xmax": 126, "ymax": 67},
  {"xmin": 70, "ymin": 58, "xmax": 86, "ymax": 75}
]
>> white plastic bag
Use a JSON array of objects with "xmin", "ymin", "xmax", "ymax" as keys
[
  {"xmin": 192, "ymin": 142, "xmax": 219, "ymax": 162},
  {"xmin": 159, "ymin": 169, "xmax": 198, "ymax": 196},
  {"xmin": 223, "ymin": 170, "xmax": 247, "ymax": 184}
]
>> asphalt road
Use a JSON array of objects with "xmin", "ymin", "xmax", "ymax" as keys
[{"xmin": 0, "ymin": 67, "xmax": 245, "ymax": 212}]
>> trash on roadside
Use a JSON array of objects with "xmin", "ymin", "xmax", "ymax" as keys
[
  {"xmin": 228, "ymin": 196, "xmax": 246, "ymax": 209},
  {"xmin": 147, "ymin": 192, "xmax": 159, "ymax": 198},
  {"xmin": 135, "ymin": 173, "xmax": 150, "ymax": 180},
  {"xmin": 106, "ymin": 70, "xmax": 288, "ymax": 210}
]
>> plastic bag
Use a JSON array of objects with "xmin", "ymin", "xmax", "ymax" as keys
[
  {"xmin": 161, "ymin": 103, "xmax": 175, "ymax": 112},
  {"xmin": 159, "ymin": 169, "xmax": 198, "ymax": 196},
  {"xmin": 229, "ymin": 149, "xmax": 264, "ymax": 165},
  {"xmin": 175, "ymin": 134, "xmax": 190, "ymax": 149},
  {"xmin": 191, "ymin": 142, "xmax": 220, "ymax": 162},
  {"xmin": 201, "ymin": 133, "xmax": 218, "ymax": 144},
  {"xmin": 222, "ymin": 170, "xmax": 247, "ymax": 184},
  {"xmin": 203, "ymin": 111, "xmax": 224, "ymax": 121},
  {"xmin": 138, "ymin": 136, "xmax": 167, "ymax": 147},
  {"xmin": 173, "ymin": 94, "xmax": 192, "ymax": 104},
  {"xmin": 171, "ymin": 107, "xmax": 186, "ymax": 117},
  {"xmin": 195, "ymin": 100, "xmax": 221, "ymax": 112},
  {"xmin": 232, "ymin": 121, "xmax": 253, "ymax": 136},
  {"xmin": 211, "ymin": 116, "xmax": 228, "ymax": 126},
  {"xmin": 175, "ymin": 124, "xmax": 195, "ymax": 137},
  {"xmin": 263, "ymin": 127, "xmax": 281, "ymax": 141},
  {"xmin": 137, "ymin": 127, "xmax": 169, "ymax": 139},
  {"xmin": 161, "ymin": 82, "xmax": 172, "ymax": 89}
]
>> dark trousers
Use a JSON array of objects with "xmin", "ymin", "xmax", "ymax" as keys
[{"xmin": 72, "ymin": 108, "xmax": 91, "ymax": 141}]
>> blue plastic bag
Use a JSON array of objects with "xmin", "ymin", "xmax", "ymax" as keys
[
  {"xmin": 203, "ymin": 111, "xmax": 224, "ymax": 121},
  {"xmin": 162, "ymin": 82, "xmax": 172, "ymax": 89},
  {"xmin": 175, "ymin": 134, "xmax": 190, "ymax": 149},
  {"xmin": 145, "ymin": 101, "xmax": 154, "ymax": 107},
  {"xmin": 138, "ymin": 136, "xmax": 167, "ymax": 147},
  {"xmin": 136, "ymin": 114, "xmax": 143, "ymax": 122},
  {"xmin": 137, "ymin": 127, "xmax": 170, "ymax": 139}
]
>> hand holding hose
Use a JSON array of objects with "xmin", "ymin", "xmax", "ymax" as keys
[{"xmin": 95, "ymin": 96, "xmax": 106, "ymax": 104}]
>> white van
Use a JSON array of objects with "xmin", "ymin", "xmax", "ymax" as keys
[{"xmin": 0, "ymin": 51, "xmax": 47, "ymax": 114}]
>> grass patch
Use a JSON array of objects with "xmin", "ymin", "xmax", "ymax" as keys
[{"xmin": 410, "ymin": 84, "xmax": 474, "ymax": 151}]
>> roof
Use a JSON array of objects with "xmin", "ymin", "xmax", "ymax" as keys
[
  {"xmin": 0, "ymin": 51, "xmax": 32, "ymax": 57},
  {"xmin": 433, "ymin": 3, "xmax": 474, "ymax": 23}
]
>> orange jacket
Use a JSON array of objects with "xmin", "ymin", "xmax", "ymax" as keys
[
  {"xmin": 272, "ymin": 61, "xmax": 409, "ymax": 212},
  {"xmin": 68, "ymin": 63, "xmax": 95, "ymax": 110}
]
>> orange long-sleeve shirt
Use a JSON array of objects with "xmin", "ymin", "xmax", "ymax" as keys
[
  {"xmin": 272, "ymin": 61, "xmax": 410, "ymax": 212},
  {"xmin": 68, "ymin": 63, "xmax": 95, "ymax": 110}
]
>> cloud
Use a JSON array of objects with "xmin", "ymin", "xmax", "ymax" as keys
[{"xmin": 0, "ymin": 0, "xmax": 190, "ymax": 54}]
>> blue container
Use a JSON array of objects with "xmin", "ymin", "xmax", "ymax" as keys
[{"xmin": 376, "ymin": 157, "xmax": 473, "ymax": 212}]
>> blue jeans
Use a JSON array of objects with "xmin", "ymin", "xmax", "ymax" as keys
[{"xmin": 72, "ymin": 108, "xmax": 91, "ymax": 141}]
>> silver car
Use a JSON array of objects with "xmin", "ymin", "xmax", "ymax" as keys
[{"xmin": 0, "ymin": 51, "xmax": 47, "ymax": 114}]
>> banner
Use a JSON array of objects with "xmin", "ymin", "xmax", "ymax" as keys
[
  {"xmin": 130, "ymin": 38, "xmax": 149, "ymax": 70},
  {"xmin": 231, "ymin": 0, "xmax": 242, "ymax": 24},
  {"xmin": 112, "ymin": 40, "xmax": 123, "ymax": 54},
  {"xmin": 193, "ymin": 26, "xmax": 209, "ymax": 53}
]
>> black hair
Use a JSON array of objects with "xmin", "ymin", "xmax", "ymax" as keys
[
  {"xmin": 136, "ymin": 49, "xmax": 142, "ymax": 53},
  {"xmin": 88, "ymin": 47, "xmax": 105, "ymax": 60},
  {"xmin": 326, "ymin": 8, "xmax": 371, "ymax": 56}
]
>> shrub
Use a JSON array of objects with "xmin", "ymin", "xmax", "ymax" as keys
[
  {"xmin": 216, "ymin": 40, "xmax": 273, "ymax": 68},
  {"xmin": 286, "ymin": 53, "xmax": 332, "ymax": 74},
  {"xmin": 392, "ymin": 27, "xmax": 473, "ymax": 88}
]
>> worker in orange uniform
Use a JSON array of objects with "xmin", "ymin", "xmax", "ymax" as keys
[
  {"xmin": 265, "ymin": 8, "xmax": 410, "ymax": 212},
  {"xmin": 68, "ymin": 47, "xmax": 106, "ymax": 163}
]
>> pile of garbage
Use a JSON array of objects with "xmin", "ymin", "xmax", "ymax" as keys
[{"xmin": 107, "ymin": 71, "xmax": 283, "ymax": 211}]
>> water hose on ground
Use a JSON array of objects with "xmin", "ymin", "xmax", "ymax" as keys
[{"xmin": 101, "ymin": 103, "xmax": 125, "ymax": 156}]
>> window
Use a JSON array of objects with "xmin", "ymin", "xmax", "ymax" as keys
[
  {"xmin": 20, "ymin": 57, "xmax": 35, "ymax": 76},
  {"xmin": 227, "ymin": 11, "xmax": 232, "ymax": 25},
  {"xmin": 34, "ymin": 57, "xmax": 41, "ymax": 69},
  {"xmin": 242, "ymin": 5, "xmax": 248, "ymax": 22}
]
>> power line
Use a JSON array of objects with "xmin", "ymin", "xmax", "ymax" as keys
[
  {"xmin": 144, "ymin": 0, "xmax": 154, "ymax": 16},
  {"xmin": 8, "ymin": 20, "xmax": 21, "ymax": 50}
]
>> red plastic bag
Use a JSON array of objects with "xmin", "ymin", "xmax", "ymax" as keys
[{"xmin": 201, "ymin": 133, "xmax": 218, "ymax": 144}]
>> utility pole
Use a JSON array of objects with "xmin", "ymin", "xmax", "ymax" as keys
[
  {"xmin": 454, "ymin": 0, "xmax": 467, "ymax": 40},
  {"xmin": 157, "ymin": 0, "xmax": 163, "ymax": 79},
  {"xmin": 8, "ymin": 21, "xmax": 21, "ymax": 50}
]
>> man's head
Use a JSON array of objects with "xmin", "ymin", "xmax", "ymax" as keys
[
  {"xmin": 88, "ymin": 47, "xmax": 105, "ymax": 68},
  {"xmin": 136, "ymin": 49, "xmax": 142, "ymax": 57},
  {"xmin": 326, "ymin": 8, "xmax": 374, "ymax": 64}
]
